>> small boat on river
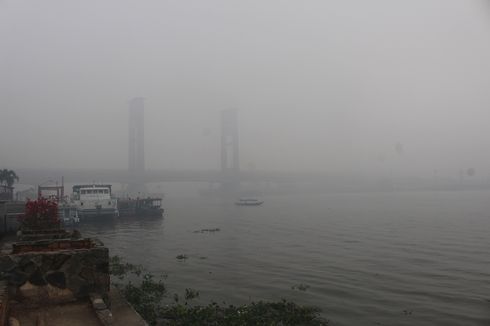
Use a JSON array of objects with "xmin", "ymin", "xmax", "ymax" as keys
[{"xmin": 235, "ymin": 198, "xmax": 264, "ymax": 206}]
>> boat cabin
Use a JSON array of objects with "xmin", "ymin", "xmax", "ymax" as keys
[{"xmin": 72, "ymin": 185, "xmax": 113, "ymax": 200}]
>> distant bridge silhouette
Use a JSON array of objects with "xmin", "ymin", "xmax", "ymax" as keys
[
  {"xmin": 16, "ymin": 168, "xmax": 333, "ymax": 187},
  {"xmin": 15, "ymin": 101, "xmax": 332, "ymax": 190}
]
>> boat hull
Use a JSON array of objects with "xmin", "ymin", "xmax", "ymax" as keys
[
  {"xmin": 77, "ymin": 208, "xmax": 118, "ymax": 218},
  {"xmin": 235, "ymin": 201, "xmax": 264, "ymax": 206},
  {"xmin": 118, "ymin": 208, "xmax": 164, "ymax": 218}
]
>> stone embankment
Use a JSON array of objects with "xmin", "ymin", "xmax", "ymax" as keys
[
  {"xmin": 1, "ymin": 235, "xmax": 109, "ymax": 304},
  {"xmin": 0, "ymin": 198, "xmax": 146, "ymax": 326}
]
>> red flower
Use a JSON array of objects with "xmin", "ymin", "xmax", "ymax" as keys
[{"xmin": 21, "ymin": 197, "xmax": 60, "ymax": 228}]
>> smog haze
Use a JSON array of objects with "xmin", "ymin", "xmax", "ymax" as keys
[{"xmin": 1, "ymin": 0, "xmax": 490, "ymax": 179}]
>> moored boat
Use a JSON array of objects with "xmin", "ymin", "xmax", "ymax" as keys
[
  {"xmin": 117, "ymin": 197, "xmax": 164, "ymax": 217},
  {"xmin": 71, "ymin": 184, "xmax": 118, "ymax": 218}
]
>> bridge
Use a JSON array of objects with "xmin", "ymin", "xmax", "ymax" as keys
[
  {"xmin": 15, "ymin": 99, "xmax": 334, "ymax": 192},
  {"xmin": 16, "ymin": 167, "xmax": 335, "ymax": 187}
]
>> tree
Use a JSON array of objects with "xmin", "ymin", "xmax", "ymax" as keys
[{"xmin": 0, "ymin": 169, "xmax": 19, "ymax": 187}]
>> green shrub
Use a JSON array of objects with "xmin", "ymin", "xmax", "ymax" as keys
[{"xmin": 110, "ymin": 256, "xmax": 328, "ymax": 326}]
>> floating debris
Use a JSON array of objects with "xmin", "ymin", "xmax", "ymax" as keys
[
  {"xmin": 193, "ymin": 228, "xmax": 221, "ymax": 233},
  {"xmin": 403, "ymin": 310, "xmax": 413, "ymax": 315},
  {"xmin": 291, "ymin": 283, "xmax": 310, "ymax": 291},
  {"xmin": 176, "ymin": 254, "xmax": 188, "ymax": 260}
]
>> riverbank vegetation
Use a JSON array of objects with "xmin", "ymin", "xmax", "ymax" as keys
[{"xmin": 109, "ymin": 256, "xmax": 329, "ymax": 325}]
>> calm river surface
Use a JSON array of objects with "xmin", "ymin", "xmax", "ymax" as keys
[{"xmin": 80, "ymin": 190, "xmax": 490, "ymax": 326}]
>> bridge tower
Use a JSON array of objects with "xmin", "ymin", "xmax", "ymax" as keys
[
  {"xmin": 221, "ymin": 109, "xmax": 240, "ymax": 191},
  {"xmin": 128, "ymin": 98, "xmax": 145, "ymax": 193}
]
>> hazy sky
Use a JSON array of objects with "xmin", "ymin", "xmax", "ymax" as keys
[{"xmin": 1, "ymin": 0, "xmax": 490, "ymax": 178}]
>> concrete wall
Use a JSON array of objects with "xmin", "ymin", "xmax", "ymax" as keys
[{"xmin": 0, "ymin": 239, "xmax": 109, "ymax": 303}]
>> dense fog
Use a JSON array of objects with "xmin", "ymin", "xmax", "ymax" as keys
[{"xmin": 1, "ymin": 0, "xmax": 490, "ymax": 180}]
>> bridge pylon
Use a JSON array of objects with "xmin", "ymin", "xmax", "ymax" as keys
[
  {"xmin": 221, "ymin": 109, "xmax": 240, "ymax": 193},
  {"xmin": 128, "ymin": 97, "xmax": 146, "ymax": 195}
]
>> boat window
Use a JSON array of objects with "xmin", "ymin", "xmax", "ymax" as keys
[
  {"xmin": 98, "ymin": 190, "xmax": 103, "ymax": 194},
  {"xmin": 81, "ymin": 190, "xmax": 86, "ymax": 194},
  {"xmin": 87, "ymin": 190, "xmax": 93, "ymax": 194},
  {"xmin": 104, "ymin": 189, "xmax": 109, "ymax": 194}
]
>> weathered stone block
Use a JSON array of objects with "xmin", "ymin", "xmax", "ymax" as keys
[
  {"xmin": 51, "ymin": 253, "xmax": 70, "ymax": 270},
  {"xmin": 79, "ymin": 267, "xmax": 95, "ymax": 282},
  {"xmin": 46, "ymin": 271, "xmax": 66, "ymax": 288},
  {"xmin": 39, "ymin": 255, "xmax": 55, "ymax": 274},
  {"xmin": 96, "ymin": 308, "xmax": 114, "ymax": 326},
  {"xmin": 92, "ymin": 298, "xmax": 107, "ymax": 311},
  {"xmin": 0, "ymin": 256, "xmax": 16, "ymax": 272},
  {"xmin": 96, "ymin": 262, "xmax": 109, "ymax": 274},
  {"xmin": 28, "ymin": 268, "xmax": 47, "ymax": 286},
  {"xmin": 45, "ymin": 283, "xmax": 74, "ymax": 302},
  {"xmin": 18, "ymin": 281, "xmax": 40, "ymax": 299},
  {"xmin": 6, "ymin": 271, "xmax": 29, "ymax": 286},
  {"xmin": 18, "ymin": 256, "xmax": 35, "ymax": 271},
  {"xmin": 61, "ymin": 254, "xmax": 83, "ymax": 275},
  {"xmin": 20, "ymin": 262, "xmax": 37, "ymax": 276},
  {"xmin": 66, "ymin": 275, "xmax": 88, "ymax": 297},
  {"xmin": 2, "ymin": 237, "xmax": 110, "ymax": 303}
]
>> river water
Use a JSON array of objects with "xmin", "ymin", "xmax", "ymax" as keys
[{"xmin": 79, "ymin": 190, "xmax": 490, "ymax": 325}]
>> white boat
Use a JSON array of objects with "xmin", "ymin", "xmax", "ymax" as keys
[
  {"xmin": 235, "ymin": 198, "xmax": 264, "ymax": 206},
  {"xmin": 71, "ymin": 184, "xmax": 118, "ymax": 218}
]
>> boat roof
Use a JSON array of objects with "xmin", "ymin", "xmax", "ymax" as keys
[
  {"xmin": 73, "ymin": 184, "xmax": 112, "ymax": 191},
  {"xmin": 118, "ymin": 197, "xmax": 162, "ymax": 203}
]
